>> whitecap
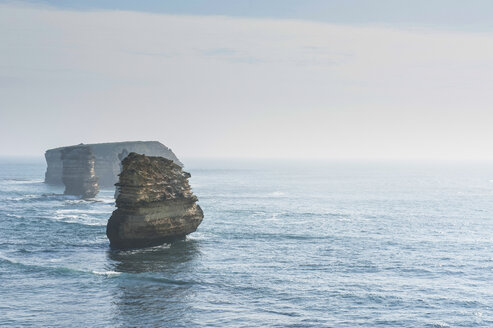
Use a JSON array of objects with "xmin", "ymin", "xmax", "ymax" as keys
[
  {"xmin": 7, "ymin": 194, "xmax": 38, "ymax": 201},
  {"xmin": 0, "ymin": 252, "xmax": 19, "ymax": 264},
  {"xmin": 52, "ymin": 211, "xmax": 108, "ymax": 226},
  {"xmin": 95, "ymin": 197, "xmax": 115, "ymax": 204},
  {"xmin": 4, "ymin": 179, "xmax": 44, "ymax": 184},
  {"xmin": 92, "ymin": 270, "xmax": 121, "ymax": 277},
  {"xmin": 185, "ymin": 233, "xmax": 206, "ymax": 241},
  {"xmin": 57, "ymin": 209, "xmax": 110, "ymax": 215}
]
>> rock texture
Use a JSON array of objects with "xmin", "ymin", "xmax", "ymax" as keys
[
  {"xmin": 106, "ymin": 153, "xmax": 203, "ymax": 249},
  {"xmin": 45, "ymin": 141, "xmax": 182, "ymax": 188},
  {"xmin": 61, "ymin": 145, "xmax": 99, "ymax": 198}
]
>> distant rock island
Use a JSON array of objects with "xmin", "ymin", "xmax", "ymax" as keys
[
  {"xmin": 45, "ymin": 141, "xmax": 182, "ymax": 188},
  {"xmin": 106, "ymin": 153, "xmax": 203, "ymax": 249},
  {"xmin": 61, "ymin": 145, "xmax": 99, "ymax": 198}
]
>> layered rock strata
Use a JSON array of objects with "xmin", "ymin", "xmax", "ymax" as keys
[
  {"xmin": 106, "ymin": 153, "xmax": 203, "ymax": 249},
  {"xmin": 45, "ymin": 141, "xmax": 182, "ymax": 187},
  {"xmin": 61, "ymin": 145, "xmax": 99, "ymax": 198}
]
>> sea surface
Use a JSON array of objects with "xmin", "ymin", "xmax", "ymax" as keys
[{"xmin": 1, "ymin": 158, "xmax": 493, "ymax": 327}]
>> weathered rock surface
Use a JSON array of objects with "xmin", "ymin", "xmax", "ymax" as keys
[
  {"xmin": 106, "ymin": 153, "xmax": 203, "ymax": 249},
  {"xmin": 61, "ymin": 145, "xmax": 99, "ymax": 198},
  {"xmin": 45, "ymin": 141, "xmax": 182, "ymax": 188}
]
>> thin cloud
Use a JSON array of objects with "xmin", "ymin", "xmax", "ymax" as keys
[{"xmin": 1, "ymin": 3, "xmax": 493, "ymax": 159}]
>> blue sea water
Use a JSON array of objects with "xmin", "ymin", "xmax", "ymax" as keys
[{"xmin": 1, "ymin": 158, "xmax": 493, "ymax": 327}]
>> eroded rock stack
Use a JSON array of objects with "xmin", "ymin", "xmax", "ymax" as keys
[
  {"xmin": 106, "ymin": 153, "xmax": 203, "ymax": 249},
  {"xmin": 61, "ymin": 145, "xmax": 99, "ymax": 199},
  {"xmin": 45, "ymin": 141, "xmax": 183, "ymax": 187}
]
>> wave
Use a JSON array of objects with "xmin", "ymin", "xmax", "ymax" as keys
[
  {"xmin": 0, "ymin": 252, "xmax": 121, "ymax": 278},
  {"xmin": 2, "ymin": 212, "xmax": 108, "ymax": 229},
  {"xmin": 202, "ymin": 192, "xmax": 289, "ymax": 199},
  {"xmin": 52, "ymin": 213, "xmax": 108, "ymax": 227},
  {"xmin": 6, "ymin": 194, "xmax": 41, "ymax": 202},
  {"xmin": 112, "ymin": 243, "xmax": 172, "ymax": 256},
  {"xmin": 54, "ymin": 208, "xmax": 111, "ymax": 224},
  {"xmin": 0, "ymin": 252, "xmax": 22, "ymax": 265},
  {"xmin": 136, "ymin": 276, "xmax": 194, "ymax": 286},
  {"xmin": 185, "ymin": 233, "xmax": 206, "ymax": 241},
  {"xmin": 56, "ymin": 208, "xmax": 111, "ymax": 215},
  {"xmin": 0, "ymin": 252, "xmax": 196, "ymax": 286},
  {"xmin": 92, "ymin": 270, "xmax": 121, "ymax": 277},
  {"xmin": 263, "ymin": 212, "xmax": 283, "ymax": 221},
  {"xmin": 94, "ymin": 197, "xmax": 115, "ymax": 204},
  {"xmin": 0, "ymin": 178, "xmax": 44, "ymax": 184},
  {"xmin": 7, "ymin": 193, "xmax": 79, "ymax": 203},
  {"xmin": 6, "ymin": 193, "xmax": 115, "ymax": 205}
]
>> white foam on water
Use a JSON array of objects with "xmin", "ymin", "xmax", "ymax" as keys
[
  {"xmin": 92, "ymin": 270, "xmax": 121, "ymax": 277},
  {"xmin": 47, "ymin": 258, "xmax": 62, "ymax": 263},
  {"xmin": 0, "ymin": 252, "xmax": 19, "ymax": 265},
  {"xmin": 4, "ymin": 179, "xmax": 44, "ymax": 184},
  {"xmin": 186, "ymin": 233, "xmax": 205, "ymax": 241},
  {"xmin": 264, "ymin": 212, "xmax": 283, "ymax": 221},
  {"xmin": 57, "ymin": 208, "xmax": 110, "ymax": 215},
  {"xmin": 148, "ymin": 243, "xmax": 172, "ymax": 250},
  {"xmin": 96, "ymin": 197, "xmax": 116, "ymax": 204},
  {"xmin": 7, "ymin": 194, "xmax": 38, "ymax": 201},
  {"xmin": 53, "ymin": 211, "xmax": 107, "ymax": 226}
]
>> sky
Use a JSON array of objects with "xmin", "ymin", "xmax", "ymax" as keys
[{"xmin": 1, "ymin": 1, "xmax": 493, "ymax": 160}]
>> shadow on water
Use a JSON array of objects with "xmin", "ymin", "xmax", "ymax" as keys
[
  {"xmin": 108, "ymin": 239, "xmax": 201, "ymax": 273},
  {"xmin": 107, "ymin": 239, "xmax": 202, "ymax": 327}
]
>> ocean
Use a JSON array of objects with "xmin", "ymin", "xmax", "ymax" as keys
[{"xmin": 1, "ymin": 158, "xmax": 493, "ymax": 327}]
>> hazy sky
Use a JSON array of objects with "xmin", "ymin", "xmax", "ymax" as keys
[{"xmin": 1, "ymin": 1, "xmax": 493, "ymax": 159}]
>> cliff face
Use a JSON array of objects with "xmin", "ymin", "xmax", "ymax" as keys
[
  {"xmin": 106, "ymin": 153, "xmax": 203, "ymax": 249},
  {"xmin": 45, "ymin": 141, "xmax": 182, "ymax": 188},
  {"xmin": 61, "ymin": 145, "xmax": 99, "ymax": 199}
]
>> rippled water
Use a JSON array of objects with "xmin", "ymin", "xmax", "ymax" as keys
[{"xmin": 1, "ymin": 158, "xmax": 493, "ymax": 327}]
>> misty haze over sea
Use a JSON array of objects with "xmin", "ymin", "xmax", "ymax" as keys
[
  {"xmin": 3, "ymin": 0, "xmax": 493, "ymax": 327},
  {"xmin": 1, "ymin": 158, "xmax": 493, "ymax": 327}
]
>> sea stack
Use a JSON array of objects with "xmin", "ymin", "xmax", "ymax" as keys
[
  {"xmin": 61, "ymin": 145, "xmax": 99, "ymax": 199},
  {"xmin": 45, "ymin": 141, "xmax": 183, "ymax": 187},
  {"xmin": 106, "ymin": 153, "xmax": 203, "ymax": 249}
]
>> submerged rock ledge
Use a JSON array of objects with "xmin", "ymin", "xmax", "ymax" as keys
[{"xmin": 106, "ymin": 153, "xmax": 203, "ymax": 249}]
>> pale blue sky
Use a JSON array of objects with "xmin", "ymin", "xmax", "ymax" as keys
[
  {"xmin": 17, "ymin": 0, "xmax": 493, "ymax": 31},
  {"xmin": 1, "ymin": 1, "xmax": 493, "ymax": 159}
]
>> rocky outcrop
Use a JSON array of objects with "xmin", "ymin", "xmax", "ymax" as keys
[
  {"xmin": 106, "ymin": 153, "xmax": 203, "ymax": 249},
  {"xmin": 45, "ymin": 141, "xmax": 182, "ymax": 188},
  {"xmin": 61, "ymin": 145, "xmax": 99, "ymax": 198}
]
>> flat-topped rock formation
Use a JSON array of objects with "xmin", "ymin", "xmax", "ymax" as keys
[
  {"xmin": 45, "ymin": 141, "xmax": 182, "ymax": 188},
  {"xmin": 106, "ymin": 153, "xmax": 203, "ymax": 249},
  {"xmin": 61, "ymin": 145, "xmax": 99, "ymax": 199}
]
